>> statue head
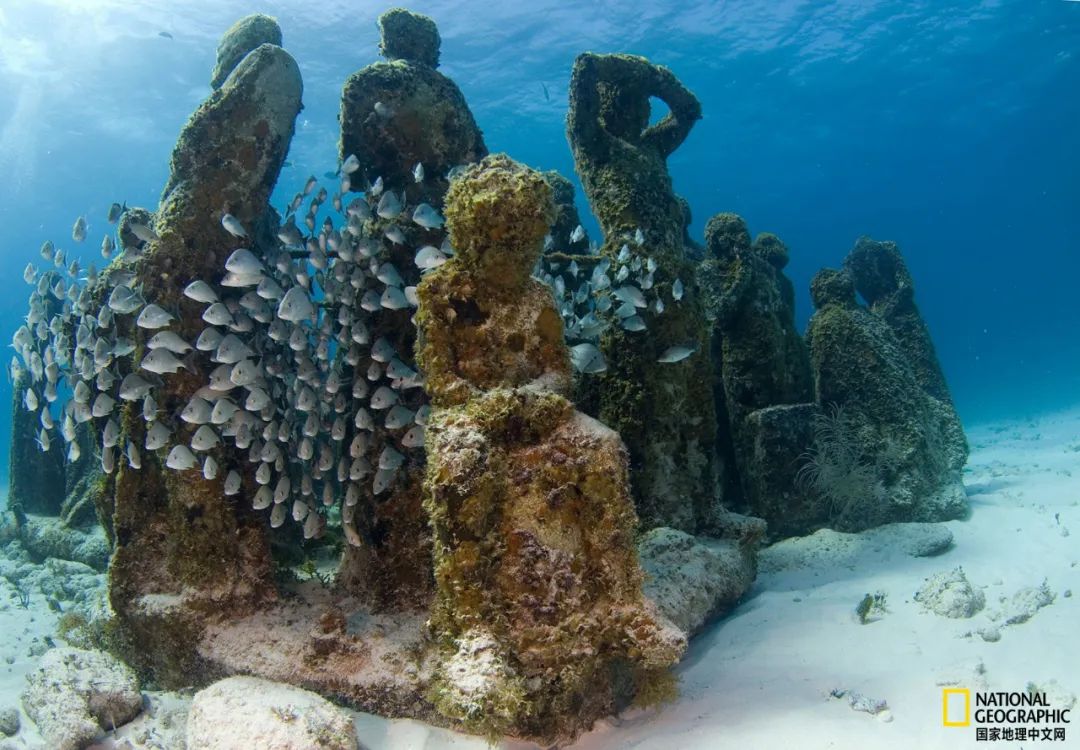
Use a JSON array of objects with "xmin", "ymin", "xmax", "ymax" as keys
[
  {"xmin": 810, "ymin": 268, "xmax": 857, "ymax": 310},
  {"xmin": 704, "ymin": 212, "xmax": 751, "ymax": 260},
  {"xmin": 378, "ymin": 8, "xmax": 440, "ymax": 68},
  {"xmin": 445, "ymin": 154, "xmax": 555, "ymax": 288},
  {"xmin": 753, "ymin": 233, "xmax": 790, "ymax": 270}
]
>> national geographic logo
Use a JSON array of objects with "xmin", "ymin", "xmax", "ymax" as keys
[{"xmin": 943, "ymin": 689, "xmax": 1070, "ymax": 742}]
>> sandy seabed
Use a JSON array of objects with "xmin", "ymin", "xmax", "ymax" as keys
[{"xmin": 1, "ymin": 404, "xmax": 1077, "ymax": 750}]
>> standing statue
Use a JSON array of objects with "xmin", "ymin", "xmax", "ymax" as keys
[
  {"xmin": 335, "ymin": 8, "xmax": 488, "ymax": 605},
  {"xmin": 567, "ymin": 53, "xmax": 721, "ymax": 534}
]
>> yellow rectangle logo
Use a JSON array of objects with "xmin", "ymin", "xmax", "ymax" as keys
[{"xmin": 943, "ymin": 688, "xmax": 971, "ymax": 726}]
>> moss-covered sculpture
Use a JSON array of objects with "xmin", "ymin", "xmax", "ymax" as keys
[
  {"xmin": 108, "ymin": 41, "xmax": 302, "ymax": 685},
  {"xmin": 843, "ymin": 237, "xmax": 957, "ymax": 407},
  {"xmin": 334, "ymin": 9, "xmax": 488, "ymax": 606},
  {"xmin": 416, "ymin": 154, "xmax": 684, "ymax": 741},
  {"xmin": 804, "ymin": 269, "xmax": 967, "ymax": 530},
  {"xmin": 210, "ymin": 14, "xmax": 283, "ymax": 90},
  {"xmin": 697, "ymin": 213, "xmax": 813, "ymax": 527},
  {"xmin": 339, "ymin": 8, "xmax": 486, "ymax": 198},
  {"xmin": 567, "ymin": 53, "xmax": 719, "ymax": 534}
]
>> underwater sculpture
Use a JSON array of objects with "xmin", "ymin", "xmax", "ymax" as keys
[
  {"xmin": 567, "ymin": 52, "xmax": 720, "ymax": 534},
  {"xmin": 697, "ymin": 213, "xmax": 814, "ymax": 531},
  {"xmin": 804, "ymin": 268, "xmax": 968, "ymax": 530},
  {"xmin": 844, "ymin": 237, "xmax": 958, "ymax": 406},
  {"xmin": 416, "ymin": 154, "xmax": 684, "ymax": 741},
  {"xmin": 334, "ymin": 8, "xmax": 487, "ymax": 604}
]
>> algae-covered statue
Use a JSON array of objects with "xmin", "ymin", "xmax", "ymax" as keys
[
  {"xmin": 804, "ymin": 268, "xmax": 968, "ymax": 530},
  {"xmin": 697, "ymin": 213, "xmax": 814, "ymax": 527},
  {"xmin": 416, "ymin": 154, "xmax": 684, "ymax": 741},
  {"xmin": 567, "ymin": 53, "xmax": 721, "ymax": 534}
]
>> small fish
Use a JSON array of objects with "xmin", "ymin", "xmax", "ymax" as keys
[
  {"xmin": 183, "ymin": 280, "xmax": 219, "ymax": 304},
  {"xmin": 276, "ymin": 286, "xmax": 314, "ymax": 323},
  {"xmin": 384, "ymin": 225, "xmax": 407, "ymax": 245},
  {"xmin": 107, "ymin": 202, "xmax": 125, "ymax": 223},
  {"xmin": 570, "ymin": 343, "xmax": 607, "ymax": 374},
  {"xmin": 166, "ymin": 444, "xmax": 199, "ymax": 470},
  {"xmin": 190, "ymin": 425, "xmax": 221, "ymax": 451},
  {"xmin": 370, "ymin": 385, "xmax": 399, "ymax": 410},
  {"xmin": 203, "ymin": 456, "xmax": 218, "ymax": 480},
  {"xmin": 24, "ymin": 388, "xmax": 39, "ymax": 411},
  {"xmin": 196, "ymin": 327, "xmax": 224, "ymax": 352},
  {"xmin": 225, "ymin": 248, "xmax": 264, "ymax": 275},
  {"xmin": 373, "ymin": 101, "xmax": 393, "ymax": 118},
  {"xmin": 380, "ymin": 286, "xmax": 408, "ymax": 310},
  {"xmin": 40, "ymin": 240, "xmax": 55, "ymax": 262},
  {"xmin": 148, "ymin": 330, "xmax": 192, "ymax": 354},
  {"xmin": 621, "ymin": 315, "xmax": 646, "ymax": 332},
  {"xmin": 146, "ymin": 419, "xmax": 171, "ymax": 449},
  {"xmin": 413, "ymin": 162, "xmax": 424, "ymax": 183},
  {"xmin": 402, "ymin": 424, "xmax": 425, "ymax": 448},
  {"xmin": 221, "ymin": 213, "xmax": 248, "ymax": 238},
  {"xmin": 634, "ymin": 228, "xmax": 645, "ymax": 245},
  {"xmin": 140, "ymin": 348, "xmax": 187, "ymax": 375},
  {"xmin": 91, "ymin": 392, "xmax": 116, "ymax": 418},
  {"xmin": 613, "ymin": 285, "xmax": 648, "ymax": 309},
  {"xmin": 180, "ymin": 396, "xmax": 213, "ymax": 424},
  {"xmin": 411, "ymin": 203, "xmax": 444, "ymax": 230},
  {"xmin": 658, "ymin": 346, "xmax": 695, "ymax": 364},
  {"xmin": 126, "ymin": 440, "xmax": 142, "ymax": 469},
  {"xmin": 224, "ymin": 470, "xmax": 242, "ymax": 495},
  {"xmin": 136, "ymin": 303, "xmax": 176, "ymax": 329},
  {"xmin": 414, "ymin": 245, "xmax": 448, "ymax": 270},
  {"xmin": 672, "ymin": 278, "xmax": 684, "ymax": 301},
  {"xmin": 570, "ymin": 225, "xmax": 585, "ymax": 244},
  {"xmin": 341, "ymin": 154, "xmax": 360, "ymax": 174},
  {"xmin": 67, "ymin": 441, "xmax": 81, "ymax": 463},
  {"xmin": 102, "ymin": 418, "xmax": 120, "ymax": 448},
  {"xmin": 22, "ymin": 263, "xmax": 35, "ymax": 284},
  {"xmin": 72, "ymin": 216, "xmax": 87, "ymax": 242},
  {"xmin": 541, "ymin": 82, "xmax": 550, "ymax": 102},
  {"xmin": 143, "ymin": 394, "xmax": 158, "ymax": 421},
  {"xmin": 101, "ymin": 445, "xmax": 115, "ymax": 473},
  {"xmin": 129, "ymin": 222, "xmax": 159, "ymax": 243},
  {"xmin": 118, "ymin": 373, "xmax": 154, "ymax": 400},
  {"xmin": 376, "ymin": 191, "xmax": 402, "ymax": 220},
  {"xmin": 202, "ymin": 303, "xmax": 234, "ymax": 327},
  {"xmin": 158, "ymin": 30, "xmax": 173, "ymax": 39}
]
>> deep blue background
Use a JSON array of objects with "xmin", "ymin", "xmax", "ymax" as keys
[{"xmin": 0, "ymin": 0, "xmax": 1077, "ymax": 486}]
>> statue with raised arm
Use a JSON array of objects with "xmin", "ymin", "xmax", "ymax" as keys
[{"xmin": 567, "ymin": 53, "xmax": 722, "ymax": 534}]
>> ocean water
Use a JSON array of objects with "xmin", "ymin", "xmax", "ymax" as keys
[{"xmin": 0, "ymin": 1, "xmax": 1077, "ymax": 747}]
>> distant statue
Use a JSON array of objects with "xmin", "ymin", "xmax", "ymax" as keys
[{"xmin": 567, "ymin": 53, "xmax": 722, "ymax": 534}]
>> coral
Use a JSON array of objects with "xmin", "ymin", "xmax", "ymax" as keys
[
  {"xmin": 210, "ymin": 14, "xmax": 283, "ymax": 90},
  {"xmin": 805, "ymin": 268, "xmax": 968, "ymax": 531},
  {"xmin": 417, "ymin": 154, "xmax": 684, "ymax": 742},
  {"xmin": 186, "ymin": 676, "xmax": 359, "ymax": 750},
  {"xmin": 567, "ymin": 53, "xmax": 719, "ymax": 533},
  {"xmin": 22, "ymin": 647, "xmax": 142, "ymax": 750},
  {"xmin": 109, "ymin": 40, "xmax": 302, "ymax": 685},
  {"xmin": 914, "ymin": 567, "xmax": 985, "ymax": 618}
]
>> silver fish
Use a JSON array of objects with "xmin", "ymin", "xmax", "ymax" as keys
[
  {"xmin": 672, "ymin": 278, "xmax": 684, "ymax": 301},
  {"xmin": 145, "ymin": 421, "xmax": 171, "ymax": 450},
  {"xmin": 166, "ymin": 444, "xmax": 199, "ymax": 470},
  {"xmin": 91, "ymin": 392, "xmax": 116, "ymax": 417},
  {"xmin": 221, "ymin": 213, "xmax": 248, "ymax": 238},
  {"xmin": 137, "ymin": 304, "xmax": 176, "ymax": 329},
  {"xmin": 203, "ymin": 455, "xmax": 219, "ymax": 480},
  {"xmin": 183, "ymin": 280, "xmax": 219, "ymax": 304},
  {"xmin": 130, "ymin": 222, "xmax": 159, "ymax": 243},
  {"xmin": 119, "ymin": 373, "xmax": 154, "ymax": 400},
  {"xmin": 570, "ymin": 343, "xmax": 607, "ymax": 374},
  {"xmin": 148, "ymin": 330, "xmax": 192, "ymax": 354},
  {"xmin": 223, "ymin": 470, "xmax": 242, "ymax": 495},
  {"xmin": 72, "ymin": 216, "xmax": 87, "ymax": 242},
  {"xmin": 190, "ymin": 425, "xmax": 221, "ymax": 451},
  {"xmin": 180, "ymin": 396, "xmax": 213, "ymax": 424},
  {"xmin": 225, "ymin": 248, "xmax": 263, "ymax": 275},
  {"xmin": 342, "ymin": 154, "xmax": 360, "ymax": 174},
  {"xmin": 276, "ymin": 287, "xmax": 314, "ymax": 323},
  {"xmin": 376, "ymin": 191, "xmax": 402, "ymax": 220},
  {"xmin": 658, "ymin": 346, "xmax": 695, "ymax": 364},
  {"xmin": 140, "ymin": 349, "xmax": 187, "ymax": 375}
]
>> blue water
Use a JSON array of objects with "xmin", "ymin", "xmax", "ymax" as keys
[{"xmin": 0, "ymin": 0, "xmax": 1077, "ymax": 486}]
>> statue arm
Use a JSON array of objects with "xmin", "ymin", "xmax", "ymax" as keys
[
  {"xmin": 567, "ymin": 53, "xmax": 613, "ymax": 156},
  {"xmin": 641, "ymin": 65, "xmax": 701, "ymax": 157}
]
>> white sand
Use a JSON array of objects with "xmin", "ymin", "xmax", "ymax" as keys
[{"xmin": 3, "ymin": 405, "xmax": 1078, "ymax": 749}]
